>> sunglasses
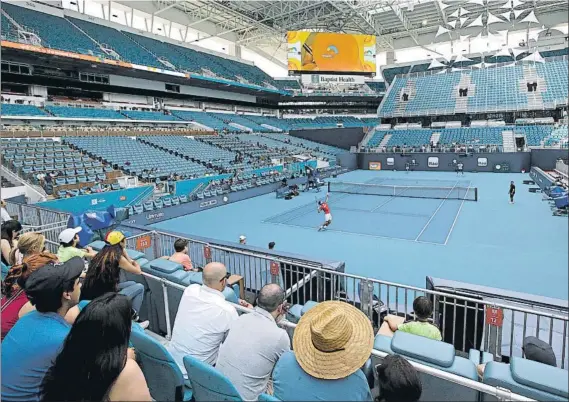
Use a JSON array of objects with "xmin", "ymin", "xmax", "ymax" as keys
[{"xmin": 220, "ymin": 272, "xmax": 231, "ymax": 283}]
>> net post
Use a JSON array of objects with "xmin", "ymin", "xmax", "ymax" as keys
[{"xmin": 475, "ymin": 187, "xmax": 478, "ymax": 201}]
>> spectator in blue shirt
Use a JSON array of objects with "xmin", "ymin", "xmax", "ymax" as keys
[
  {"xmin": 1, "ymin": 257, "xmax": 83, "ymax": 402},
  {"xmin": 273, "ymin": 301, "xmax": 374, "ymax": 401}
]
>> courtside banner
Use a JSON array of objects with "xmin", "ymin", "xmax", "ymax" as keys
[
  {"xmin": 287, "ymin": 31, "xmax": 376, "ymax": 74},
  {"xmin": 369, "ymin": 162, "xmax": 382, "ymax": 171}
]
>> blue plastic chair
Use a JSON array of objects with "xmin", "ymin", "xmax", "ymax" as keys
[
  {"xmin": 182, "ymin": 354, "xmax": 242, "ymax": 401},
  {"xmin": 129, "ymin": 330, "xmax": 192, "ymax": 401},
  {"xmin": 258, "ymin": 394, "xmax": 280, "ymax": 401}
]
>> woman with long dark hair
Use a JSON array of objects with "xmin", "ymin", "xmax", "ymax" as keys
[
  {"xmin": 1, "ymin": 220, "xmax": 22, "ymax": 266},
  {"xmin": 40, "ymin": 293, "xmax": 152, "ymax": 401},
  {"xmin": 80, "ymin": 231, "xmax": 147, "ymax": 326}
]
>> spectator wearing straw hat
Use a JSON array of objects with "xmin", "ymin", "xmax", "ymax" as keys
[{"xmin": 272, "ymin": 301, "xmax": 374, "ymax": 401}]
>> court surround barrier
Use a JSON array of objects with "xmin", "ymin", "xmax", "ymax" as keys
[
  {"xmin": 122, "ymin": 237, "xmax": 537, "ymax": 401},
  {"xmin": 122, "ymin": 230, "xmax": 568, "ymax": 371}
]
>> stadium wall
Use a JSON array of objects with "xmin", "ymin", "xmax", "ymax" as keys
[
  {"xmin": 358, "ymin": 152, "xmax": 531, "ymax": 172},
  {"xmin": 529, "ymin": 149, "xmax": 569, "ymax": 170},
  {"xmin": 123, "ymin": 176, "xmax": 310, "ymax": 226},
  {"xmin": 336, "ymin": 153, "xmax": 358, "ymax": 170},
  {"xmin": 36, "ymin": 186, "xmax": 154, "ymax": 214},
  {"xmin": 289, "ymin": 128, "xmax": 366, "ymax": 150}
]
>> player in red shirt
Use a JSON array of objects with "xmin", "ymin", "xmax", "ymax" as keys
[{"xmin": 317, "ymin": 194, "xmax": 332, "ymax": 231}]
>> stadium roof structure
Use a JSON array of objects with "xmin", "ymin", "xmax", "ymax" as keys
[{"xmin": 114, "ymin": 0, "xmax": 568, "ymax": 53}]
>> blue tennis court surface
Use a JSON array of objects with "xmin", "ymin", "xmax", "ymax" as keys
[
  {"xmin": 152, "ymin": 170, "xmax": 568, "ymax": 300},
  {"xmin": 263, "ymin": 177, "xmax": 474, "ymax": 245}
]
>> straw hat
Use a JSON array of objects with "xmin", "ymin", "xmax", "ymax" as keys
[{"xmin": 293, "ymin": 300, "xmax": 374, "ymax": 380}]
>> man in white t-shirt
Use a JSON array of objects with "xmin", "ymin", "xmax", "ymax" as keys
[{"xmin": 168, "ymin": 262, "xmax": 238, "ymax": 374}]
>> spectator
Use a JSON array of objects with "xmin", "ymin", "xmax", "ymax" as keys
[
  {"xmin": 1, "ymin": 199, "xmax": 11, "ymax": 223},
  {"xmin": 9, "ymin": 231, "xmax": 46, "ymax": 266},
  {"xmin": 477, "ymin": 336, "xmax": 557, "ymax": 378},
  {"xmin": 168, "ymin": 262, "xmax": 238, "ymax": 373},
  {"xmin": 165, "ymin": 238, "xmax": 197, "ymax": 272},
  {"xmin": 383, "ymin": 296, "xmax": 442, "ymax": 341},
  {"xmin": 1, "ymin": 257, "xmax": 83, "ymax": 402},
  {"xmin": 239, "ymin": 235, "xmax": 247, "ymax": 245},
  {"xmin": 268, "ymin": 241, "xmax": 276, "ymax": 250},
  {"xmin": 216, "ymin": 284, "xmax": 291, "ymax": 400},
  {"xmin": 40, "ymin": 293, "xmax": 152, "ymax": 402},
  {"xmin": 273, "ymin": 301, "xmax": 374, "ymax": 401},
  {"xmin": 80, "ymin": 231, "xmax": 148, "ymax": 328},
  {"xmin": 1, "ymin": 220, "xmax": 22, "ymax": 266},
  {"xmin": 1, "ymin": 252, "xmax": 59, "ymax": 340},
  {"xmin": 376, "ymin": 355, "xmax": 422, "ymax": 402},
  {"xmin": 56, "ymin": 227, "xmax": 96, "ymax": 262}
]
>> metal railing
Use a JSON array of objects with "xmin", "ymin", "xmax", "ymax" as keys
[
  {"xmin": 125, "ymin": 230, "xmax": 568, "ymax": 370},
  {"xmin": 5, "ymin": 200, "xmax": 70, "ymax": 228},
  {"xmin": 135, "ymin": 267, "xmax": 536, "ymax": 401}
]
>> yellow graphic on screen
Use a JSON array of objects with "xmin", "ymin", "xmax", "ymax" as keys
[{"xmin": 287, "ymin": 31, "xmax": 376, "ymax": 73}]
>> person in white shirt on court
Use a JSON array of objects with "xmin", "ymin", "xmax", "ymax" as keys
[{"xmin": 168, "ymin": 262, "xmax": 238, "ymax": 374}]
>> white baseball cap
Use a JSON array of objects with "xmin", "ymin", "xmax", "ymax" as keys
[
  {"xmin": 239, "ymin": 235, "xmax": 246, "ymax": 241},
  {"xmin": 58, "ymin": 227, "xmax": 82, "ymax": 243}
]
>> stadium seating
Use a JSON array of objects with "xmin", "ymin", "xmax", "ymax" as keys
[
  {"xmin": 45, "ymin": 105, "xmax": 126, "ymax": 120},
  {"xmin": 2, "ymin": 3, "xmax": 101, "ymax": 56},
  {"xmin": 66, "ymin": 17, "xmax": 163, "ymax": 68},
  {"xmin": 379, "ymin": 58, "xmax": 569, "ymax": 117},
  {"xmin": 183, "ymin": 355, "xmax": 243, "ymax": 401},
  {"xmin": 260, "ymin": 133, "xmax": 346, "ymax": 157},
  {"xmin": 374, "ymin": 331, "xmax": 479, "ymax": 401},
  {"xmin": 1, "ymin": 13, "xmax": 14, "ymax": 38},
  {"xmin": 242, "ymin": 115, "xmax": 291, "ymax": 131},
  {"xmin": 273, "ymin": 79, "xmax": 302, "ymax": 91},
  {"xmin": 120, "ymin": 110, "xmax": 181, "ymax": 121},
  {"xmin": 386, "ymin": 129, "xmax": 433, "ymax": 147},
  {"xmin": 170, "ymin": 110, "xmax": 237, "ymax": 132},
  {"xmin": 365, "ymin": 81, "xmax": 386, "ymax": 93},
  {"xmin": 1, "ymin": 138, "xmax": 116, "ymax": 197},
  {"xmin": 64, "ymin": 137, "xmax": 211, "ymax": 177},
  {"xmin": 2, "ymin": 104, "xmax": 47, "ymax": 116},
  {"xmin": 544, "ymin": 125, "xmax": 569, "ymax": 147},
  {"xmin": 210, "ymin": 113, "xmax": 270, "ymax": 132}
]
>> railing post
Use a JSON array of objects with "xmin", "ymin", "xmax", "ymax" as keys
[
  {"xmin": 151, "ymin": 231, "xmax": 160, "ymax": 261},
  {"xmin": 161, "ymin": 280, "xmax": 172, "ymax": 341},
  {"xmin": 360, "ymin": 279, "xmax": 374, "ymax": 321},
  {"xmin": 36, "ymin": 207, "xmax": 42, "ymax": 227},
  {"xmin": 18, "ymin": 204, "xmax": 23, "ymax": 223}
]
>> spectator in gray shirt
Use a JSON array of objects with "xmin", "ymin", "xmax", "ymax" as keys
[{"xmin": 216, "ymin": 284, "xmax": 291, "ymax": 401}]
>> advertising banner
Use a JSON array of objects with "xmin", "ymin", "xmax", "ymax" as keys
[{"xmin": 287, "ymin": 31, "xmax": 376, "ymax": 74}]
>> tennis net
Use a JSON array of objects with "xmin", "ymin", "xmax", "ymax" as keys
[{"xmin": 328, "ymin": 181, "xmax": 478, "ymax": 201}]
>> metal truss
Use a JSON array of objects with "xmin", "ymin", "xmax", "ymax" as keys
[{"xmin": 148, "ymin": 0, "xmax": 568, "ymax": 50}]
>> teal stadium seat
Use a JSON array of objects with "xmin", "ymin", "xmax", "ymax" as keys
[
  {"xmin": 482, "ymin": 358, "xmax": 568, "ymax": 401},
  {"xmin": 183, "ymin": 355, "xmax": 243, "ymax": 401},
  {"xmin": 129, "ymin": 330, "xmax": 193, "ymax": 401},
  {"xmin": 374, "ymin": 331, "xmax": 479, "ymax": 401}
]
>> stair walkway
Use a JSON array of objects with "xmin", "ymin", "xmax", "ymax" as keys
[
  {"xmin": 379, "ymin": 134, "xmax": 392, "ymax": 147},
  {"xmin": 430, "ymin": 132, "xmax": 441, "ymax": 146},
  {"xmin": 454, "ymin": 74, "xmax": 475, "ymax": 114},
  {"xmin": 520, "ymin": 65, "xmax": 546, "ymax": 110},
  {"xmin": 502, "ymin": 130, "xmax": 517, "ymax": 153},
  {"xmin": 394, "ymin": 81, "xmax": 416, "ymax": 116}
]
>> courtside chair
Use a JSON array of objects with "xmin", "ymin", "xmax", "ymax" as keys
[
  {"xmin": 129, "ymin": 330, "xmax": 193, "ymax": 401},
  {"xmin": 258, "ymin": 393, "xmax": 280, "ymax": 401},
  {"xmin": 182, "ymin": 354, "xmax": 243, "ymax": 401}
]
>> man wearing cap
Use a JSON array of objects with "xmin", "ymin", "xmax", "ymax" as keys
[
  {"xmin": 239, "ymin": 235, "xmax": 247, "ymax": 245},
  {"xmin": 57, "ymin": 227, "xmax": 96, "ymax": 263},
  {"xmin": 1, "ymin": 257, "xmax": 83, "ymax": 402},
  {"xmin": 272, "ymin": 301, "xmax": 374, "ymax": 401}
]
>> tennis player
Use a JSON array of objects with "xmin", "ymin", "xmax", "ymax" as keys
[
  {"xmin": 317, "ymin": 194, "xmax": 332, "ymax": 231},
  {"xmin": 456, "ymin": 162, "xmax": 464, "ymax": 175},
  {"xmin": 509, "ymin": 181, "xmax": 516, "ymax": 204}
]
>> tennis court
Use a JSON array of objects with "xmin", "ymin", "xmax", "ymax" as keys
[
  {"xmin": 263, "ymin": 177, "xmax": 476, "ymax": 245},
  {"xmin": 152, "ymin": 170, "xmax": 569, "ymax": 299}
]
